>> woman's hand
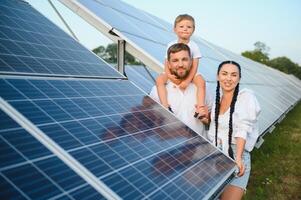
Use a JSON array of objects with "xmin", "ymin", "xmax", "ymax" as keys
[{"xmin": 235, "ymin": 157, "xmax": 245, "ymax": 177}]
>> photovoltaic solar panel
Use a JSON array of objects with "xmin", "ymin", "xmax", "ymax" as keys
[
  {"xmin": 61, "ymin": 0, "xmax": 301, "ymax": 140},
  {"xmin": 0, "ymin": 109, "xmax": 106, "ymax": 200},
  {"xmin": 0, "ymin": 77, "xmax": 236, "ymax": 199},
  {"xmin": 0, "ymin": 0, "xmax": 123, "ymax": 78},
  {"xmin": 0, "ymin": 1, "xmax": 239, "ymax": 199},
  {"xmin": 125, "ymin": 65, "xmax": 157, "ymax": 93}
]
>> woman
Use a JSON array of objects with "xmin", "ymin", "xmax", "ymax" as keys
[{"xmin": 208, "ymin": 61, "xmax": 261, "ymax": 200}]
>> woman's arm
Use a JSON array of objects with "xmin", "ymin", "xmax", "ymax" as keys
[{"xmin": 235, "ymin": 137, "xmax": 246, "ymax": 177}]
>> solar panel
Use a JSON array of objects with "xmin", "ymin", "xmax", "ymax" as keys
[
  {"xmin": 0, "ymin": 109, "xmax": 106, "ymax": 200},
  {"xmin": 125, "ymin": 65, "xmax": 157, "ymax": 93},
  {"xmin": 0, "ymin": 1, "xmax": 246, "ymax": 199},
  {"xmin": 59, "ymin": 0, "xmax": 301, "ymax": 139},
  {"xmin": 0, "ymin": 0, "xmax": 122, "ymax": 78},
  {"xmin": 0, "ymin": 77, "xmax": 236, "ymax": 199}
]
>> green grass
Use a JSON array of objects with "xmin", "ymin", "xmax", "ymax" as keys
[{"xmin": 244, "ymin": 102, "xmax": 301, "ymax": 200}]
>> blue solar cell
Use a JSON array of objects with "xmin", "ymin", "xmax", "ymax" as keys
[
  {"xmin": 69, "ymin": 185, "xmax": 106, "ymax": 200},
  {"xmin": 0, "ymin": 77, "xmax": 236, "ymax": 199},
  {"xmin": 10, "ymin": 100, "xmax": 54, "ymax": 124},
  {"xmin": 0, "ymin": 106, "xmax": 19, "ymax": 130},
  {"xmin": 0, "ymin": 0, "xmax": 123, "ymax": 78},
  {"xmin": 1, "ymin": 129, "xmax": 51, "ymax": 160},
  {"xmin": 125, "ymin": 65, "xmax": 157, "ymax": 93},
  {"xmin": 0, "ymin": 176, "xmax": 26, "ymax": 200},
  {"xmin": 0, "ymin": 110, "xmax": 105, "ymax": 200},
  {"xmin": 4, "ymin": 164, "xmax": 63, "ymax": 199},
  {"xmin": 0, "ymin": 137, "xmax": 25, "ymax": 168}
]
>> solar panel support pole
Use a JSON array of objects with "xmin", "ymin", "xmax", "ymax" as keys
[
  {"xmin": 48, "ymin": 0, "xmax": 79, "ymax": 41},
  {"xmin": 117, "ymin": 40, "xmax": 125, "ymax": 75}
]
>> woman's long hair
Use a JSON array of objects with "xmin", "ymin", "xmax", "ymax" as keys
[{"xmin": 215, "ymin": 61, "xmax": 241, "ymax": 159}]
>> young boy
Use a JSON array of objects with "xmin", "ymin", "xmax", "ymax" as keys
[{"xmin": 156, "ymin": 14, "xmax": 206, "ymax": 117}]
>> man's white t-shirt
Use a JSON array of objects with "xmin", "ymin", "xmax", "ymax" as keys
[{"xmin": 150, "ymin": 81, "xmax": 212, "ymax": 139}]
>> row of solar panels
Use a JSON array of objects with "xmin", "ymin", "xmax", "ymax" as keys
[
  {"xmin": 0, "ymin": 1, "xmax": 237, "ymax": 199},
  {"xmin": 68, "ymin": 0, "xmax": 301, "ymax": 137}
]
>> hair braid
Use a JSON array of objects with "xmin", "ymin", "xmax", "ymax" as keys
[
  {"xmin": 214, "ymin": 81, "xmax": 220, "ymax": 147},
  {"xmin": 228, "ymin": 83, "xmax": 240, "ymax": 159}
]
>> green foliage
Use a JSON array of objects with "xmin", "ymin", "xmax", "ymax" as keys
[
  {"xmin": 242, "ymin": 50, "xmax": 269, "ymax": 65},
  {"xmin": 243, "ymin": 102, "xmax": 301, "ymax": 200},
  {"xmin": 269, "ymin": 57, "xmax": 301, "ymax": 79},
  {"xmin": 242, "ymin": 41, "xmax": 270, "ymax": 65},
  {"xmin": 241, "ymin": 41, "xmax": 301, "ymax": 80},
  {"xmin": 254, "ymin": 41, "xmax": 270, "ymax": 54},
  {"xmin": 92, "ymin": 43, "xmax": 143, "ymax": 65}
]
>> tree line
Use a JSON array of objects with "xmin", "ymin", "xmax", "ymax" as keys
[
  {"xmin": 93, "ymin": 42, "xmax": 300, "ymax": 80},
  {"xmin": 242, "ymin": 41, "xmax": 301, "ymax": 80},
  {"xmin": 92, "ymin": 43, "xmax": 142, "ymax": 65}
]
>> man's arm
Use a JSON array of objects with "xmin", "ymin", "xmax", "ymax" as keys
[{"xmin": 149, "ymin": 86, "xmax": 160, "ymax": 102}]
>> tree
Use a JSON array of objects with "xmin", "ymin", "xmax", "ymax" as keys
[
  {"xmin": 241, "ymin": 41, "xmax": 270, "ymax": 64},
  {"xmin": 254, "ymin": 41, "xmax": 270, "ymax": 55},
  {"xmin": 93, "ymin": 43, "xmax": 142, "ymax": 65},
  {"xmin": 92, "ymin": 45, "xmax": 108, "ymax": 60},
  {"xmin": 105, "ymin": 43, "xmax": 117, "ymax": 63},
  {"xmin": 269, "ymin": 57, "xmax": 301, "ymax": 79},
  {"xmin": 241, "ymin": 41, "xmax": 301, "ymax": 80}
]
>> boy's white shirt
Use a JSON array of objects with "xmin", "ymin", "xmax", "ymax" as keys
[{"xmin": 165, "ymin": 40, "xmax": 202, "ymax": 59}]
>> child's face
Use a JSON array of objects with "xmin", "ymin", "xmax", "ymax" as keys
[{"xmin": 174, "ymin": 19, "xmax": 194, "ymax": 40}]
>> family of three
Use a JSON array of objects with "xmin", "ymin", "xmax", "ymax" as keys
[{"xmin": 150, "ymin": 14, "xmax": 261, "ymax": 200}]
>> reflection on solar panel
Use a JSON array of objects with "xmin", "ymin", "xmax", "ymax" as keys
[
  {"xmin": 0, "ymin": 0, "xmax": 122, "ymax": 78},
  {"xmin": 125, "ymin": 65, "xmax": 157, "ymax": 93},
  {"xmin": 61, "ymin": 0, "xmax": 301, "ymax": 138},
  {"xmin": 0, "ymin": 110, "xmax": 105, "ymax": 200},
  {"xmin": 1, "ymin": 0, "xmax": 237, "ymax": 199},
  {"xmin": 0, "ymin": 77, "xmax": 235, "ymax": 199}
]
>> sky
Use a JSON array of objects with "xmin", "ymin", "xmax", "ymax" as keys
[{"xmin": 26, "ymin": 0, "xmax": 301, "ymax": 64}]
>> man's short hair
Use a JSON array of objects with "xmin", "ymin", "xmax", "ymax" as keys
[{"xmin": 167, "ymin": 43, "xmax": 191, "ymax": 61}]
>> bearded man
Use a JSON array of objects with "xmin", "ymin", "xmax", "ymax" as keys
[{"xmin": 150, "ymin": 43, "xmax": 212, "ymax": 138}]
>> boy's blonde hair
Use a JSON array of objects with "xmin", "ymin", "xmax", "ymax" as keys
[{"xmin": 174, "ymin": 14, "xmax": 195, "ymax": 29}]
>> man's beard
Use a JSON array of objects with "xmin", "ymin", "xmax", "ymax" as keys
[{"xmin": 172, "ymin": 69, "xmax": 189, "ymax": 80}]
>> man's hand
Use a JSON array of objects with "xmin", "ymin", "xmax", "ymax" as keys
[
  {"xmin": 194, "ymin": 105, "xmax": 209, "ymax": 124},
  {"xmin": 195, "ymin": 105, "xmax": 208, "ymax": 117}
]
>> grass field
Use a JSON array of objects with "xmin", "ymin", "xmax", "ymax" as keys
[{"xmin": 244, "ymin": 102, "xmax": 301, "ymax": 200}]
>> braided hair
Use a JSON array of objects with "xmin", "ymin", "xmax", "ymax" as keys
[{"xmin": 215, "ymin": 61, "xmax": 241, "ymax": 159}]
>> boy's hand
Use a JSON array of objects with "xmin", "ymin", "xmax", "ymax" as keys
[
  {"xmin": 179, "ymin": 80, "xmax": 189, "ymax": 90},
  {"xmin": 168, "ymin": 74, "xmax": 181, "ymax": 84}
]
